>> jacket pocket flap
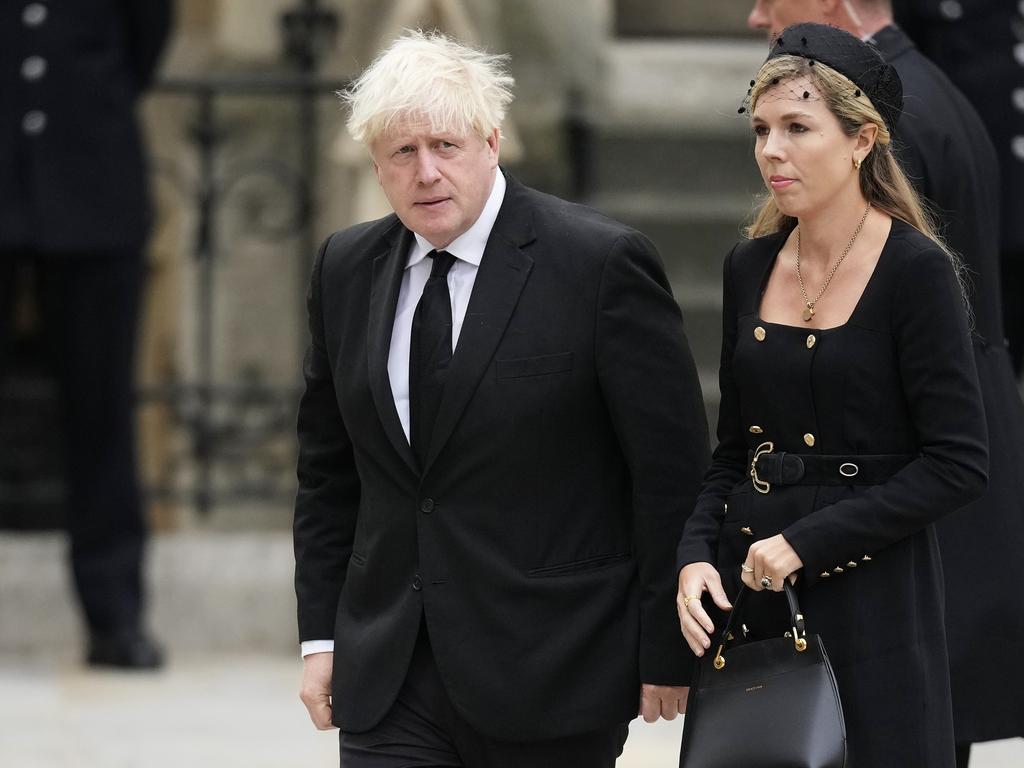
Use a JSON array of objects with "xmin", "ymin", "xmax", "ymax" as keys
[{"xmin": 496, "ymin": 351, "xmax": 574, "ymax": 379}]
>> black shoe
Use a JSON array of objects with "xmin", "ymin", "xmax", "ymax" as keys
[{"xmin": 87, "ymin": 631, "xmax": 165, "ymax": 670}]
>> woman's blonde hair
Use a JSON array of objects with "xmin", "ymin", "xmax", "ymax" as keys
[
  {"xmin": 745, "ymin": 55, "xmax": 969, "ymax": 310},
  {"xmin": 342, "ymin": 30, "xmax": 515, "ymax": 146}
]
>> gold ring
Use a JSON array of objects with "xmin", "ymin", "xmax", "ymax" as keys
[
  {"xmin": 682, "ymin": 594, "xmax": 700, "ymax": 608},
  {"xmin": 741, "ymin": 565, "xmax": 754, "ymax": 573},
  {"xmin": 760, "ymin": 575, "xmax": 773, "ymax": 589}
]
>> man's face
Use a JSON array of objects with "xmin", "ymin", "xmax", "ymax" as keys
[
  {"xmin": 747, "ymin": 0, "xmax": 828, "ymax": 38},
  {"xmin": 371, "ymin": 122, "xmax": 500, "ymax": 250}
]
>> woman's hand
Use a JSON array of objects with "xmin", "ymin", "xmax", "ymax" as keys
[
  {"xmin": 742, "ymin": 534, "xmax": 803, "ymax": 592},
  {"xmin": 677, "ymin": 563, "xmax": 732, "ymax": 657}
]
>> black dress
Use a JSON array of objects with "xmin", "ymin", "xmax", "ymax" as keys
[{"xmin": 678, "ymin": 219, "xmax": 989, "ymax": 767}]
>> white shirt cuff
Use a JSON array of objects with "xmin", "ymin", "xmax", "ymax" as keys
[{"xmin": 300, "ymin": 640, "xmax": 335, "ymax": 657}]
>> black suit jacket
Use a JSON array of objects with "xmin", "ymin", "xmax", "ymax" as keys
[
  {"xmin": 0, "ymin": 0, "xmax": 172, "ymax": 253},
  {"xmin": 892, "ymin": 2, "xmax": 1024, "ymax": 254},
  {"xmin": 294, "ymin": 174, "xmax": 710, "ymax": 740}
]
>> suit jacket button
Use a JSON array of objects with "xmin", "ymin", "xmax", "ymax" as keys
[
  {"xmin": 803, "ymin": 433, "xmax": 815, "ymax": 447},
  {"xmin": 22, "ymin": 110, "xmax": 46, "ymax": 136},
  {"xmin": 420, "ymin": 498, "xmax": 435, "ymax": 514},
  {"xmin": 754, "ymin": 326, "xmax": 767, "ymax": 342},
  {"xmin": 22, "ymin": 3, "xmax": 48, "ymax": 27},
  {"xmin": 412, "ymin": 575, "xmax": 423, "ymax": 591}
]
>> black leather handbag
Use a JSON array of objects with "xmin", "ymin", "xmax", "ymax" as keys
[{"xmin": 679, "ymin": 581, "xmax": 846, "ymax": 767}]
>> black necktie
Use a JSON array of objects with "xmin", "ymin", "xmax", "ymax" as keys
[{"xmin": 409, "ymin": 249, "xmax": 457, "ymax": 467}]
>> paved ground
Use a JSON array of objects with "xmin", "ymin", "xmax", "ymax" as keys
[{"xmin": 1, "ymin": 654, "xmax": 1021, "ymax": 767}]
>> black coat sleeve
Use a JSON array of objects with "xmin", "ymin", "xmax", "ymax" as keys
[
  {"xmin": 293, "ymin": 235, "xmax": 362, "ymax": 642},
  {"xmin": 594, "ymin": 230, "xmax": 710, "ymax": 685},
  {"xmin": 783, "ymin": 244, "xmax": 989, "ymax": 584},
  {"xmin": 676, "ymin": 245, "xmax": 749, "ymax": 571}
]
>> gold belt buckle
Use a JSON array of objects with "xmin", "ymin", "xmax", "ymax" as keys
[{"xmin": 750, "ymin": 441, "xmax": 774, "ymax": 495}]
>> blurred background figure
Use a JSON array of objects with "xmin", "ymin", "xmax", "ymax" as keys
[
  {"xmin": 0, "ymin": 1, "xmax": 173, "ymax": 668},
  {"xmin": 891, "ymin": 0, "xmax": 1024, "ymax": 378}
]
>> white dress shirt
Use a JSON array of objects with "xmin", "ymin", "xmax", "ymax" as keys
[{"xmin": 301, "ymin": 170, "xmax": 507, "ymax": 658}]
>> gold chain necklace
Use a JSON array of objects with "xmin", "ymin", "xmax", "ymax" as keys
[{"xmin": 796, "ymin": 202, "xmax": 871, "ymax": 322}]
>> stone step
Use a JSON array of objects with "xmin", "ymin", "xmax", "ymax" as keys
[
  {"xmin": 0, "ymin": 532, "xmax": 298, "ymax": 657},
  {"xmin": 585, "ymin": 128, "xmax": 763, "ymax": 198},
  {"xmin": 588, "ymin": 192, "xmax": 753, "ymax": 285}
]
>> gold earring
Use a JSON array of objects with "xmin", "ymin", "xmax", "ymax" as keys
[{"xmin": 853, "ymin": 157, "xmax": 862, "ymax": 170}]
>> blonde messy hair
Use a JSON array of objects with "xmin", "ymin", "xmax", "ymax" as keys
[{"xmin": 342, "ymin": 30, "xmax": 515, "ymax": 146}]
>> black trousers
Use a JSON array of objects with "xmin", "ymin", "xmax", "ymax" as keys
[
  {"xmin": 339, "ymin": 627, "xmax": 630, "ymax": 768},
  {"xmin": 0, "ymin": 251, "xmax": 147, "ymax": 634}
]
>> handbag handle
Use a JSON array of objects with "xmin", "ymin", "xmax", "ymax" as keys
[{"xmin": 711, "ymin": 580, "xmax": 808, "ymax": 671}]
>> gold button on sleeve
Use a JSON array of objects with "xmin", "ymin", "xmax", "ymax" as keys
[
  {"xmin": 820, "ymin": 572, "xmax": 831, "ymax": 578},
  {"xmin": 806, "ymin": 334, "xmax": 816, "ymax": 349},
  {"xmin": 862, "ymin": 555, "xmax": 872, "ymax": 562},
  {"xmin": 833, "ymin": 566, "xmax": 844, "ymax": 574},
  {"xmin": 754, "ymin": 326, "xmax": 766, "ymax": 342},
  {"xmin": 740, "ymin": 526, "xmax": 754, "ymax": 536},
  {"xmin": 847, "ymin": 561, "xmax": 858, "ymax": 568},
  {"xmin": 803, "ymin": 433, "xmax": 815, "ymax": 447},
  {"xmin": 749, "ymin": 425, "xmax": 763, "ymax": 434}
]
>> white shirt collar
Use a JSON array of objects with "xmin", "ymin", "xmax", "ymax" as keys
[{"xmin": 406, "ymin": 169, "xmax": 507, "ymax": 269}]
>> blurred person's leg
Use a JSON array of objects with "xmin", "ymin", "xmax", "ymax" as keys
[
  {"xmin": 38, "ymin": 250, "xmax": 161, "ymax": 668},
  {"xmin": 0, "ymin": 257, "xmax": 13, "ymax": 369},
  {"xmin": 1003, "ymin": 253, "xmax": 1024, "ymax": 376}
]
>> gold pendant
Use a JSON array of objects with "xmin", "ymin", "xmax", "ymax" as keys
[{"xmin": 802, "ymin": 305, "xmax": 815, "ymax": 322}]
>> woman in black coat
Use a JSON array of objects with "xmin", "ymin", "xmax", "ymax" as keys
[{"xmin": 676, "ymin": 24, "xmax": 989, "ymax": 767}]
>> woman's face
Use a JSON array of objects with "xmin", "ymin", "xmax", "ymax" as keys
[{"xmin": 750, "ymin": 76, "xmax": 863, "ymax": 219}]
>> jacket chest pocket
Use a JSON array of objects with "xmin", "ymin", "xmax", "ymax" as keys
[{"xmin": 495, "ymin": 352, "xmax": 574, "ymax": 379}]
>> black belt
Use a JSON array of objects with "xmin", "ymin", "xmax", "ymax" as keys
[{"xmin": 747, "ymin": 445, "xmax": 914, "ymax": 492}]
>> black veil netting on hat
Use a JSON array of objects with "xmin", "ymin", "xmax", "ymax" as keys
[{"xmin": 737, "ymin": 22, "xmax": 903, "ymax": 133}]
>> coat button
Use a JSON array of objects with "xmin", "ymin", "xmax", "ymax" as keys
[
  {"xmin": 820, "ymin": 571, "xmax": 831, "ymax": 578},
  {"xmin": 22, "ymin": 110, "xmax": 46, "ymax": 135},
  {"xmin": 847, "ymin": 561, "xmax": 858, "ymax": 568},
  {"xmin": 803, "ymin": 433, "xmax": 815, "ymax": 447},
  {"xmin": 740, "ymin": 526, "xmax": 754, "ymax": 536},
  {"xmin": 412, "ymin": 575, "xmax": 423, "ymax": 591},
  {"xmin": 806, "ymin": 334, "xmax": 816, "ymax": 349},
  {"xmin": 419, "ymin": 498, "xmax": 435, "ymax": 514},
  {"xmin": 21, "ymin": 56, "xmax": 47, "ymax": 81},
  {"xmin": 22, "ymin": 3, "xmax": 48, "ymax": 27},
  {"xmin": 1012, "ymin": 136, "xmax": 1024, "ymax": 162},
  {"xmin": 749, "ymin": 425, "xmax": 763, "ymax": 434},
  {"xmin": 939, "ymin": 0, "xmax": 963, "ymax": 19},
  {"xmin": 833, "ymin": 566, "xmax": 844, "ymax": 574},
  {"xmin": 1013, "ymin": 89, "xmax": 1024, "ymax": 113},
  {"xmin": 862, "ymin": 554, "xmax": 872, "ymax": 562},
  {"xmin": 754, "ymin": 326, "xmax": 766, "ymax": 342}
]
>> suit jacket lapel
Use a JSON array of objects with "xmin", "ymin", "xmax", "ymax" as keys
[
  {"xmin": 367, "ymin": 223, "xmax": 419, "ymax": 475},
  {"xmin": 423, "ymin": 178, "xmax": 537, "ymax": 474}
]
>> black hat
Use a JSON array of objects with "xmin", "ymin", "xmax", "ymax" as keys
[{"xmin": 766, "ymin": 23, "xmax": 903, "ymax": 132}]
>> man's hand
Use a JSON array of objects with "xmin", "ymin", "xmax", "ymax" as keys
[
  {"xmin": 299, "ymin": 652, "xmax": 337, "ymax": 730},
  {"xmin": 639, "ymin": 683, "xmax": 689, "ymax": 721}
]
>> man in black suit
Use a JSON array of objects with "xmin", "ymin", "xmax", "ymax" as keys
[
  {"xmin": 294, "ymin": 30, "xmax": 710, "ymax": 766},
  {"xmin": 0, "ymin": 2, "xmax": 172, "ymax": 667},
  {"xmin": 747, "ymin": 2, "xmax": 1024, "ymax": 765},
  {"xmin": 891, "ymin": 0, "xmax": 1024, "ymax": 373}
]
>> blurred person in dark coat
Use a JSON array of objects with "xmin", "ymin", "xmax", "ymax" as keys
[
  {"xmin": 747, "ymin": 2, "xmax": 1024, "ymax": 764},
  {"xmin": 0, "ymin": 1, "xmax": 173, "ymax": 668},
  {"xmin": 891, "ymin": 2, "xmax": 1024, "ymax": 369}
]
